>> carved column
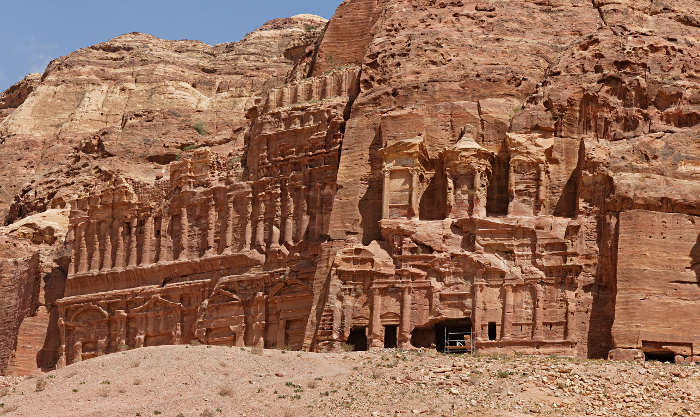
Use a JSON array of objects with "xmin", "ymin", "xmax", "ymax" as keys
[
  {"xmin": 89, "ymin": 221, "xmax": 101, "ymax": 272},
  {"xmin": 77, "ymin": 222, "xmax": 89, "ymax": 274},
  {"xmin": 206, "ymin": 198, "xmax": 217, "ymax": 256},
  {"xmin": 255, "ymin": 193, "xmax": 266, "ymax": 249},
  {"xmin": 224, "ymin": 199, "xmax": 234, "ymax": 254},
  {"xmin": 142, "ymin": 216, "xmax": 153, "ymax": 266},
  {"xmin": 115, "ymin": 310, "xmax": 127, "ymax": 347},
  {"xmin": 270, "ymin": 186, "xmax": 282, "ymax": 247},
  {"xmin": 565, "ymin": 290, "xmax": 576, "ymax": 342},
  {"xmin": 501, "ymin": 285, "xmax": 513, "ymax": 340},
  {"xmin": 128, "ymin": 219, "xmax": 138, "ymax": 267},
  {"xmin": 244, "ymin": 194, "xmax": 253, "ymax": 250},
  {"xmin": 284, "ymin": 185, "xmax": 294, "ymax": 246},
  {"xmin": 160, "ymin": 212, "xmax": 172, "ymax": 262},
  {"xmin": 400, "ymin": 284, "xmax": 413, "ymax": 348},
  {"xmin": 57, "ymin": 317, "xmax": 66, "ymax": 368},
  {"xmin": 410, "ymin": 168, "xmax": 420, "ymax": 219},
  {"xmin": 382, "ymin": 170, "xmax": 391, "ymax": 219},
  {"xmin": 102, "ymin": 222, "xmax": 112, "ymax": 271},
  {"xmin": 474, "ymin": 169, "xmax": 487, "ymax": 218},
  {"xmin": 277, "ymin": 318, "xmax": 287, "ymax": 349},
  {"xmin": 298, "ymin": 186, "xmax": 309, "ymax": 241},
  {"xmin": 179, "ymin": 207, "xmax": 189, "ymax": 261},
  {"xmin": 472, "ymin": 276, "xmax": 483, "ymax": 341},
  {"xmin": 369, "ymin": 287, "xmax": 382, "ymax": 350},
  {"xmin": 67, "ymin": 225, "xmax": 77, "ymax": 276},
  {"xmin": 532, "ymin": 283, "xmax": 544, "ymax": 341},
  {"xmin": 115, "ymin": 221, "xmax": 126, "ymax": 270}
]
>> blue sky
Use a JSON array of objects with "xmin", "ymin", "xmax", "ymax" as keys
[{"xmin": 0, "ymin": 1, "xmax": 341, "ymax": 92}]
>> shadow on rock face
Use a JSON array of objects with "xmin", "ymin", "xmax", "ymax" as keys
[{"xmin": 688, "ymin": 234, "xmax": 700, "ymax": 288}]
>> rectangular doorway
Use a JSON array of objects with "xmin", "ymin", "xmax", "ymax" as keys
[{"xmin": 384, "ymin": 325, "xmax": 398, "ymax": 348}]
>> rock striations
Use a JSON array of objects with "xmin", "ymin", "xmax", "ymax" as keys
[{"xmin": 1, "ymin": 0, "xmax": 700, "ymax": 376}]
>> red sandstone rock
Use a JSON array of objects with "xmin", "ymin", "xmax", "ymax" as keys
[{"xmin": 3, "ymin": 0, "xmax": 700, "ymax": 376}]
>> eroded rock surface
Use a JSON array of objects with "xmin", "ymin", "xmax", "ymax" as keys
[{"xmin": 2, "ymin": 0, "xmax": 700, "ymax": 375}]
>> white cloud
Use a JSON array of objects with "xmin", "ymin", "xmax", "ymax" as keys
[{"xmin": 26, "ymin": 37, "xmax": 57, "ymax": 75}]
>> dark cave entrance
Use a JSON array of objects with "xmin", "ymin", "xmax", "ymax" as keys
[{"xmin": 346, "ymin": 327, "xmax": 368, "ymax": 351}]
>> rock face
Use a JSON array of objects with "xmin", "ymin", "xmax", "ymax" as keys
[{"xmin": 3, "ymin": 0, "xmax": 700, "ymax": 375}]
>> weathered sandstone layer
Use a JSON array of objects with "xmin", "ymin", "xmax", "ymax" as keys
[{"xmin": 2, "ymin": 0, "xmax": 700, "ymax": 375}]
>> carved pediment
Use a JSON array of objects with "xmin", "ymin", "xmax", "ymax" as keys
[
  {"xmin": 132, "ymin": 296, "xmax": 184, "ymax": 314},
  {"xmin": 70, "ymin": 304, "xmax": 109, "ymax": 323}
]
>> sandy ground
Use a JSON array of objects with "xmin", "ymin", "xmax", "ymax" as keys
[{"xmin": 1, "ymin": 345, "xmax": 699, "ymax": 417}]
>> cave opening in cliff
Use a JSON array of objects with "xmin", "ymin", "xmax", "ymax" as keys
[
  {"xmin": 644, "ymin": 351, "xmax": 677, "ymax": 363},
  {"xmin": 384, "ymin": 325, "xmax": 398, "ymax": 348},
  {"xmin": 346, "ymin": 327, "xmax": 368, "ymax": 351},
  {"xmin": 434, "ymin": 319, "xmax": 473, "ymax": 353}
]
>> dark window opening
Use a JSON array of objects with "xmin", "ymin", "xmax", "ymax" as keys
[
  {"xmin": 486, "ymin": 150, "xmax": 510, "ymax": 217},
  {"xmin": 488, "ymin": 322, "xmax": 497, "ymax": 341},
  {"xmin": 156, "ymin": 230, "xmax": 161, "ymax": 238},
  {"xmin": 644, "ymin": 351, "xmax": 676, "ymax": 363},
  {"xmin": 346, "ymin": 327, "xmax": 368, "ymax": 351},
  {"xmin": 549, "ymin": 323, "xmax": 553, "ymax": 330},
  {"xmin": 384, "ymin": 325, "xmax": 398, "ymax": 349}
]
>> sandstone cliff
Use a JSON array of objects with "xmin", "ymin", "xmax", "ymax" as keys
[{"xmin": 2, "ymin": 0, "xmax": 700, "ymax": 376}]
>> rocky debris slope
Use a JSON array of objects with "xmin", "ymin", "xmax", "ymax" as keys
[{"xmin": 0, "ymin": 346, "xmax": 699, "ymax": 417}]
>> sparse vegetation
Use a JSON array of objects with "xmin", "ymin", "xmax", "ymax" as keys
[
  {"xmin": 35, "ymin": 379, "xmax": 47, "ymax": 392},
  {"xmin": 183, "ymin": 144, "xmax": 199, "ymax": 151},
  {"xmin": 342, "ymin": 343, "xmax": 355, "ymax": 352},
  {"xmin": 250, "ymin": 347, "xmax": 264, "ymax": 356},
  {"xmin": 200, "ymin": 409, "xmax": 215, "ymax": 417},
  {"xmin": 192, "ymin": 122, "xmax": 208, "ymax": 136},
  {"xmin": 190, "ymin": 339, "xmax": 202, "ymax": 346},
  {"xmin": 304, "ymin": 24, "xmax": 317, "ymax": 32},
  {"xmin": 118, "ymin": 343, "xmax": 129, "ymax": 352}
]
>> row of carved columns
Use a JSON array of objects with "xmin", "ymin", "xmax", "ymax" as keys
[
  {"xmin": 251, "ymin": 181, "xmax": 334, "ymax": 251},
  {"xmin": 471, "ymin": 281, "xmax": 576, "ymax": 342},
  {"xmin": 368, "ymin": 283, "xmax": 413, "ymax": 350}
]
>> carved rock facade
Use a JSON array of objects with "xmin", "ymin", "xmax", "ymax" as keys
[{"xmin": 4, "ymin": 0, "xmax": 700, "ymax": 374}]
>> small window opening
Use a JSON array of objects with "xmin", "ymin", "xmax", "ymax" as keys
[
  {"xmin": 488, "ymin": 322, "xmax": 497, "ymax": 341},
  {"xmin": 549, "ymin": 323, "xmax": 553, "ymax": 330}
]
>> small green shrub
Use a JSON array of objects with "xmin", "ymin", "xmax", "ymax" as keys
[
  {"xmin": 193, "ymin": 122, "xmax": 208, "ymax": 136},
  {"xmin": 35, "ymin": 379, "xmax": 47, "ymax": 392},
  {"xmin": 183, "ymin": 144, "xmax": 199, "ymax": 151},
  {"xmin": 304, "ymin": 24, "xmax": 317, "ymax": 32},
  {"xmin": 342, "ymin": 343, "xmax": 355, "ymax": 352},
  {"xmin": 497, "ymin": 370, "xmax": 510, "ymax": 379}
]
